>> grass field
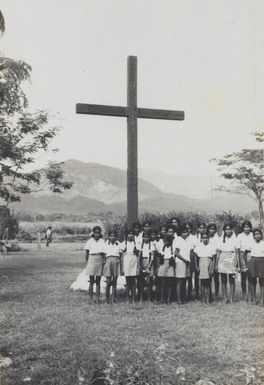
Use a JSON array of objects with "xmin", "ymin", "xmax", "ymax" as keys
[{"xmin": 0, "ymin": 251, "xmax": 263, "ymax": 385}]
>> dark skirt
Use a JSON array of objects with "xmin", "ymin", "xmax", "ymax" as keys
[
  {"xmin": 103, "ymin": 256, "xmax": 120, "ymax": 277},
  {"xmin": 248, "ymin": 257, "xmax": 264, "ymax": 278}
]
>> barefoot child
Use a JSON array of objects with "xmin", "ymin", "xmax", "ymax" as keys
[
  {"xmin": 157, "ymin": 235, "xmax": 175, "ymax": 304},
  {"xmin": 193, "ymin": 222, "xmax": 208, "ymax": 300},
  {"xmin": 103, "ymin": 231, "xmax": 121, "ymax": 304},
  {"xmin": 138, "ymin": 231, "xmax": 155, "ymax": 302},
  {"xmin": 236, "ymin": 221, "xmax": 253, "ymax": 300},
  {"xmin": 215, "ymin": 224, "xmax": 238, "ymax": 303},
  {"xmin": 246, "ymin": 229, "xmax": 264, "ymax": 306},
  {"xmin": 207, "ymin": 223, "xmax": 220, "ymax": 300},
  {"xmin": 194, "ymin": 233, "xmax": 215, "ymax": 304},
  {"xmin": 174, "ymin": 226, "xmax": 192, "ymax": 304},
  {"xmin": 84, "ymin": 226, "xmax": 105, "ymax": 304},
  {"xmin": 121, "ymin": 229, "xmax": 138, "ymax": 303}
]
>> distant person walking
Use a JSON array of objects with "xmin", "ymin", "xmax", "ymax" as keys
[{"xmin": 45, "ymin": 226, "xmax": 53, "ymax": 247}]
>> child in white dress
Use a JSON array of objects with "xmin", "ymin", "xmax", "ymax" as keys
[
  {"xmin": 194, "ymin": 233, "xmax": 215, "ymax": 304},
  {"xmin": 174, "ymin": 226, "xmax": 192, "ymax": 304},
  {"xmin": 216, "ymin": 224, "xmax": 238, "ymax": 303},
  {"xmin": 103, "ymin": 231, "xmax": 121, "ymax": 304},
  {"xmin": 246, "ymin": 229, "xmax": 264, "ymax": 306},
  {"xmin": 120, "ymin": 229, "xmax": 139, "ymax": 303},
  {"xmin": 236, "ymin": 220, "xmax": 253, "ymax": 300},
  {"xmin": 138, "ymin": 232, "xmax": 155, "ymax": 302},
  {"xmin": 84, "ymin": 226, "xmax": 105, "ymax": 303}
]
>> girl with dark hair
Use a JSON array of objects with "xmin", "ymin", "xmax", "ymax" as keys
[
  {"xmin": 142, "ymin": 221, "xmax": 152, "ymax": 234},
  {"xmin": 207, "ymin": 223, "xmax": 220, "ymax": 300},
  {"xmin": 103, "ymin": 231, "xmax": 121, "ymax": 304},
  {"xmin": 236, "ymin": 220, "xmax": 253, "ymax": 300},
  {"xmin": 215, "ymin": 223, "xmax": 238, "ymax": 303},
  {"xmin": 157, "ymin": 234, "xmax": 175, "ymax": 304},
  {"xmin": 246, "ymin": 229, "xmax": 264, "ymax": 306},
  {"xmin": 120, "ymin": 229, "xmax": 139, "ymax": 303},
  {"xmin": 138, "ymin": 231, "xmax": 155, "ymax": 302},
  {"xmin": 84, "ymin": 226, "xmax": 105, "ymax": 304},
  {"xmin": 174, "ymin": 226, "xmax": 192, "ymax": 304}
]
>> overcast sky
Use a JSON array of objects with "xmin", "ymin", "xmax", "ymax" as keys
[{"xmin": 1, "ymin": 0, "xmax": 263, "ymax": 176}]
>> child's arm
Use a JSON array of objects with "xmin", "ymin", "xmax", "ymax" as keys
[
  {"xmin": 193, "ymin": 251, "xmax": 199, "ymax": 272},
  {"xmin": 235, "ymin": 248, "xmax": 240, "ymax": 271},
  {"xmin": 147, "ymin": 250, "xmax": 154, "ymax": 270},
  {"xmin": 175, "ymin": 248, "xmax": 189, "ymax": 264},
  {"xmin": 215, "ymin": 250, "xmax": 221, "ymax": 273},
  {"xmin": 85, "ymin": 250, "xmax": 89, "ymax": 264}
]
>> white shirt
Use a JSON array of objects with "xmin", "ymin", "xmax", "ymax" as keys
[
  {"xmin": 209, "ymin": 234, "xmax": 220, "ymax": 253},
  {"xmin": 120, "ymin": 240, "xmax": 138, "ymax": 253},
  {"xmin": 236, "ymin": 232, "xmax": 254, "ymax": 251},
  {"xmin": 140, "ymin": 242, "xmax": 155, "ymax": 258},
  {"xmin": 161, "ymin": 245, "xmax": 174, "ymax": 259},
  {"xmin": 104, "ymin": 241, "xmax": 121, "ymax": 257},
  {"xmin": 84, "ymin": 237, "xmax": 105, "ymax": 253},
  {"xmin": 156, "ymin": 239, "xmax": 165, "ymax": 254},
  {"xmin": 195, "ymin": 243, "xmax": 215, "ymax": 258},
  {"xmin": 174, "ymin": 237, "xmax": 192, "ymax": 262},
  {"xmin": 217, "ymin": 234, "xmax": 237, "ymax": 252},
  {"xmin": 193, "ymin": 234, "xmax": 204, "ymax": 250},
  {"xmin": 248, "ymin": 239, "xmax": 264, "ymax": 257},
  {"xmin": 134, "ymin": 233, "xmax": 143, "ymax": 249}
]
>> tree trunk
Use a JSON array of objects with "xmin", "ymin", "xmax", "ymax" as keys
[{"xmin": 259, "ymin": 200, "xmax": 264, "ymax": 229}]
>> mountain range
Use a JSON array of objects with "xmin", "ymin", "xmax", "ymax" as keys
[{"xmin": 13, "ymin": 159, "xmax": 255, "ymax": 216}]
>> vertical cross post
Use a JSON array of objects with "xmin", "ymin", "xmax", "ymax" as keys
[{"xmin": 127, "ymin": 56, "xmax": 138, "ymax": 227}]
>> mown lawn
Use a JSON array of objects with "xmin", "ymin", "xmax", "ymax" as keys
[{"xmin": 0, "ymin": 252, "xmax": 263, "ymax": 385}]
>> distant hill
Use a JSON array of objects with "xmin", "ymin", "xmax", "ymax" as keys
[{"xmin": 13, "ymin": 159, "xmax": 256, "ymax": 216}]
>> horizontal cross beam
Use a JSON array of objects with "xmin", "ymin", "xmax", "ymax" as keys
[{"xmin": 76, "ymin": 103, "xmax": 184, "ymax": 120}]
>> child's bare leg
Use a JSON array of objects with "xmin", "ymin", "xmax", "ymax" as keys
[
  {"xmin": 259, "ymin": 278, "xmax": 264, "ymax": 306},
  {"xmin": 139, "ymin": 274, "xmax": 144, "ymax": 302},
  {"xmin": 221, "ymin": 274, "xmax": 228, "ymax": 303},
  {"xmin": 241, "ymin": 272, "xmax": 247, "ymax": 300},
  {"xmin": 251, "ymin": 278, "xmax": 257, "ymax": 304},
  {"xmin": 95, "ymin": 276, "xmax": 101, "ymax": 304},
  {"xmin": 125, "ymin": 277, "xmax": 130, "ymax": 303},
  {"xmin": 106, "ymin": 277, "xmax": 111, "ymax": 304},
  {"xmin": 229, "ymin": 275, "xmax": 235, "ymax": 303},
  {"xmin": 176, "ymin": 279, "xmax": 182, "ymax": 304},
  {"xmin": 155, "ymin": 277, "xmax": 160, "ymax": 303},
  {"xmin": 131, "ymin": 277, "xmax": 136, "ymax": 303},
  {"xmin": 89, "ymin": 276, "xmax": 94, "ymax": 302},
  {"xmin": 206, "ymin": 280, "xmax": 210, "ymax": 304},
  {"xmin": 248, "ymin": 274, "xmax": 253, "ymax": 302},
  {"xmin": 187, "ymin": 274, "xmax": 193, "ymax": 301},
  {"xmin": 112, "ymin": 277, "xmax": 117, "ymax": 303},
  {"xmin": 160, "ymin": 278, "xmax": 165, "ymax": 303},
  {"xmin": 167, "ymin": 278, "xmax": 173, "ymax": 304},
  {"xmin": 147, "ymin": 277, "xmax": 152, "ymax": 302},
  {"xmin": 201, "ymin": 282, "xmax": 205, "ymax": 304},
  {"xmin": 214, "ymin": 273, "xmax": 220, "ymax": 299}
]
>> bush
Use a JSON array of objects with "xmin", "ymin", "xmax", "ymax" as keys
[
  {"xmin": 103, "ymin": 210, "xmax": 250, "ymax": 240},
  {"xmin": 0, "ymin": 206, "xmax": 19, "ymax": 239}
]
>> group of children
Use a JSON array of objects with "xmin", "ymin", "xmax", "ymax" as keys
[{"xmin": 82, "ymin": 219, "xmax": 264, "ymax": 306}]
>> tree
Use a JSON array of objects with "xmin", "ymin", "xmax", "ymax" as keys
[
  {"xmin": 215, "ymin": 131, "xmax": 264, "ymax": 227},
  {"xmin": 0, "ymin": 10, "xmax": 72, "ymax": 238},
  {"xmin": 0, "ymin": 11, "xmax": 72, "ymax": 208}
]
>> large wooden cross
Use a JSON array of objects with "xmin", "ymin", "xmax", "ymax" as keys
[{"xmin": 76, "ymin": 56, "xmax": 184, "ymax": 227}]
